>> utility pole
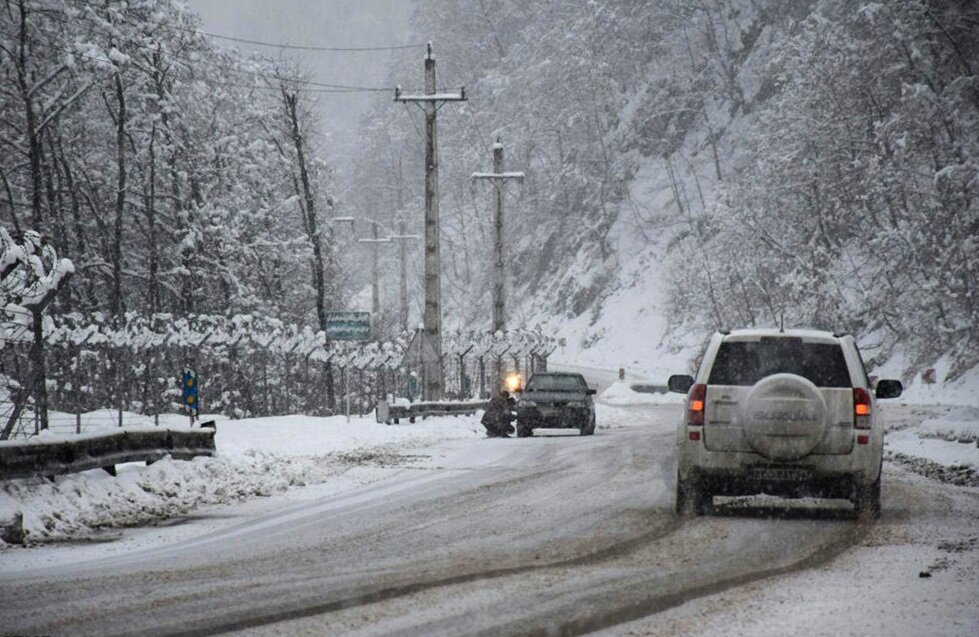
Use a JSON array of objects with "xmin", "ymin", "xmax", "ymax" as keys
[
  {"xmin": 357, "ymin": 223, "xmax": 391, "ymax": 340},
  {"xmin": 397, "ymin": 219, "xmax": 409, "ymax": 332},
  {"xmin": 370, "ymin": 221, "xmax": 382, "ymax": 335},
  {"xmin": 394, "ymin": 159, "xmax": 410, "ymax": 334},
  {"xmin": 472, "ymin": 136, "xmax": 524, "ymax": 333},
  {"xmin": 378, "ymin": 224, "xmax": 421, "ymax": 336},
  {"xmin": 394, "ymin": 42, "xmax": 466, "ymax": 400},
  {"xmin": 355, "ymin": 216, "xmax": 417, "ymax": 340}
]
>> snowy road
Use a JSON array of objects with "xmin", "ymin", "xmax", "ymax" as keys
[
  {"xmin": 0, "ymin": 406, "xmax": 859, "ymax": 634},
  {"xmin": 1, "ymin": 402, "xmax": 976, "ymax": 636}
]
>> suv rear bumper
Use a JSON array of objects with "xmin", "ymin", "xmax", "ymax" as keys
[
  {"xmin": 677, "ymin": 433, "xmax": 882, "ymax": 489},
  {"xmin": 688, "ymin": 468, "xmax": 857, "ymax": 499}
]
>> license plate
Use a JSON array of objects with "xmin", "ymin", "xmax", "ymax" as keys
[{"xmin": 748, "ymin": 466, "xmax": 812, "ymax": 481}]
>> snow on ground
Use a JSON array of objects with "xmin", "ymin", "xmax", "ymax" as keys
[
  {"xmin": 593, "ymin": 406, "xmax": 979, "ymax": 637},
  {"xmin": 600, "ymin": 381, "xmax": 685, "ymax": 406},
  {"xmin": 0, "ymin": 398, "xmax": 653, "ymax": 571},
  {"xmin": 1, "ymin": 388, "xmax": 977, "ymax": 635},
  {"xmin": 871, "ymin": 349, "xmax": 979, "ymax": 408},
  {"xmin": 213, "ymin": 412, "xmax": 484, "ymax": 457},
  {"xmin": 889, "ymin": 435, "xmax": 978, "ymax": 471},
  {"xmin": 880, "ymin": 404, "xmax": 979, "ymax": 487},
  {"xmin": 0, "ymin": 400, "xmax": 649, "ymax": 551},
  {"xmin": 0, "ymin": 410, "xmax": 486, "ymax": 549},
  {"xmin": 601, "ymin": 523, "xmax": 979, "ymax": 637},
  {"xmin": 4, "ymin": 393, "xmax": 976, "ymax": 552}
]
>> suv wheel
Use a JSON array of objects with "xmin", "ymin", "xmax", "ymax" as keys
[
  {"xmin": 854, "ymin": 468, "xmax": 882, "ymax": 521},
  {"xmin": 675, "ymin": 472, "xmax": 710, "ymax": 516}
]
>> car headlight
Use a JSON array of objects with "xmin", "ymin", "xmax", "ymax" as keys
[{"xmin": 518, "ymin": 400, "xmax": 537, "ymax": 408}]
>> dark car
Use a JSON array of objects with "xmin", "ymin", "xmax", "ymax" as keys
[{"xmin": 516, "ymin": 372, "xmax": 597, "ymax": 437}]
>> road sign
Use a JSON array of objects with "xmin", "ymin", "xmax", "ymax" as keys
[
  {"xmin": 325, "ymin": 311, "xmax": 371, "ymax": 341},
  {"xmin": 181, "ymin": 368, "xmax": 199, "ymax": 417}
]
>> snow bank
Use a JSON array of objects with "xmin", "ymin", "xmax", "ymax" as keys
[
  {"xmin": 600, "ymin": 381, "xmax": 684, "ymax": 406},
  {"xmin": 886, "ymin": 406, "xmax": 978, "ymax": 485},
  {"xmin": 0, "ymin": 453, "xmax": 339, "ymax": 543},
  {"xmin": 896, "ymin": 362, "xmax": 979, "ymax": 407},
  {"xmin": 1, "ymin": 412, "xmax": 484, "ymax": 545},
  {"xmin": 215, "ymin": 413, "xmax": 483, "ymax": 457}
]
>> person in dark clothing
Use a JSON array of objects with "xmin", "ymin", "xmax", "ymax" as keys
[{"xmin": 482, "ymin": 390, "xmax": 516, "ymax": 437}]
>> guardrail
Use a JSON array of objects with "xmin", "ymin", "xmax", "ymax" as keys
[
  {"xmin": 376, "ymin": 399, "xmax": 489, "ymax": 425},
  {"xmin": 630, "ymin": 383, "xmax": 669, "ymax": 395},
  {"xmin": 0, "ymin": 427, "xmax": 216, "ymax": 481}
]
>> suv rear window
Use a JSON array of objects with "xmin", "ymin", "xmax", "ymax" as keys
[{"xmin": 707, "ymin": 339, "xmax": 851, "ymax": 387}]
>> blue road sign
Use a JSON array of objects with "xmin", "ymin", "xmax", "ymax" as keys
[{"xmin": 182, "ymin": 368, "xmax": 199, "ymax": 416}]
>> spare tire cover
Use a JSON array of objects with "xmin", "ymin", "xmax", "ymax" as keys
[{"xmin": 740, "ymin": 373, "xmax": 827, "ymax": 461}]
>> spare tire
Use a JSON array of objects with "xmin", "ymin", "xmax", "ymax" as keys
[{"xmin": 740, "ymin": 373, "xmax": 827, "ymax": 462}]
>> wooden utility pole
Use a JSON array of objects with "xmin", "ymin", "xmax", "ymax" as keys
[
  {"xmin": 472, "ymin": 137, "xmax": 524, "ymax": 333},
  {"xmin": 394, "ymin": 43, "xmax": 466, "ymax": 400}
]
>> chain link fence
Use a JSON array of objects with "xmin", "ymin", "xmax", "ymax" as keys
[{"xmin": 4, "ymin": 309, "xmax": 556, "ymax": 438}]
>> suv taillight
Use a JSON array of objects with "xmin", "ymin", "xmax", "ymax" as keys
[
  {"xmin": 688, "ymin": 383, "xmax": 706, "ymax": 427},
  {"xmin": 853, "ymin": 387, "xmax": 871, "ymax": 430}
]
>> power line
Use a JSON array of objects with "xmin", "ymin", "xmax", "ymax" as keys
[
  {"xmin": 71, "ymin": 0, "xmax": 425, "ymax": 52},
  {"xmin": 0, "ymin": 28, "xmax": 387, "ymax": 94},
  {"xmin": 28, "ymin": 13, "xmax": 397, "ymax": 92},
  {"xmin": 208, "ymin": 78, "xmax": 393, "ymax": 95},
  {"xmin": 192, "ymin": 31, "xmax": 425, "ymax": 53}
]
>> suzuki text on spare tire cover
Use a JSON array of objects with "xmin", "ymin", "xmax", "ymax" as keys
[{"xmin": 667, "ymin": 329, "xmax": 903, "ymax": 519}]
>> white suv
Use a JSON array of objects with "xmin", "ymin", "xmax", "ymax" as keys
[{"xmin": 668, "ymin": 329, "xmax": 903, "ymax": 518}]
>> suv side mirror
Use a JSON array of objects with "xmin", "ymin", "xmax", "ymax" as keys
[
  {"xmin": 668, "ymin": 374, "xmax": 694, "ymax": 394},
  {"xmin": 586, "ymin": 388, "xmax": 597, "ymax": 395},
  {"xmin": 875, "ymin": 379, "xmax": 903, "ymax": 399}
]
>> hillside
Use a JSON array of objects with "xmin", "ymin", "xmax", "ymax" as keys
[{"xmin": 345, "ymin": 0, "xmax": 978, "ymax": 390}]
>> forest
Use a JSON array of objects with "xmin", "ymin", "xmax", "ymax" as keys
[
  {"xmin": 2, "ymin": 0, "xmax": 977, "ymax": 390},
  {"xmin": 1, "ymin": 0, "xmax": 339, "ymax": 327},
  {"xmin": 348, "ymin": 0, "xmax": 978, "ymax": 376}
]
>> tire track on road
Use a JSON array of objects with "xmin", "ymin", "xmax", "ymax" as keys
[
  {"xmin": 167, "ymin": 513, "xmax": 686, "ymax": 637},
  {"xmin": 514, "ymin": 520, "xmax": 868, "ymax": 637}
]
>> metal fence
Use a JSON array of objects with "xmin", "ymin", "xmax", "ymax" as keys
[
  {"xmin": 2, "ymin": 311, "xmax": 555, "ymax": 439},
  {"xmin": 1, "ymin": 229, "xmax": 556, "ymax": 439}
]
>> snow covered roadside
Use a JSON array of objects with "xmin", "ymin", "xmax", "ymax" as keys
[
  {"xmin": 883, "ymin": 405, "xmax": 979, "ymax": 487},
  {"xmin": 0, "ymin": 398, "xmax": 650, "ymax": 573},
  {"xmin": 0, "ymin": 412, "xmax": 486, "ymax": 549},
  {"xmin": 601, "ymin": 381, "xmax": 684, "ymax": 407}
]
